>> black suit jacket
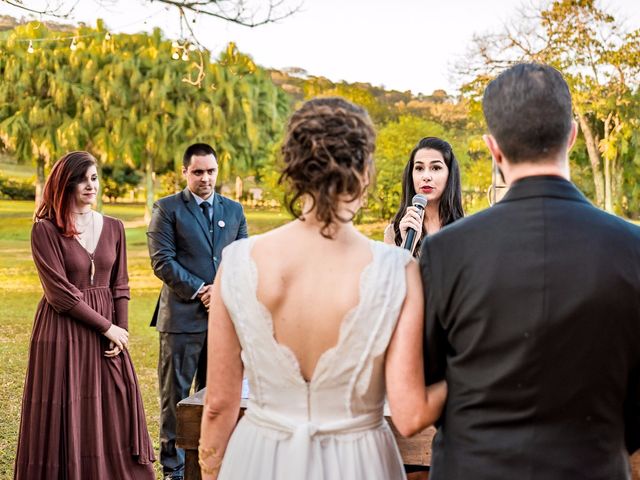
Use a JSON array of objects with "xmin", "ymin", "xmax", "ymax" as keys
[
  {"xmin": 421, "ymin": 176, "xmax": 640, "ymax": 480},
  {"xmin": 147, "ymin": 188, "xmax": 248, "ymax": 333}
]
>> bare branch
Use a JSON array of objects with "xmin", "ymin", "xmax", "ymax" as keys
[
  {"xmin": 1, "ymin": 0, "xmax": 77, "ymax": 18},
  {"xmin": 3, "ymin": 0, "xmax": 302, "ymax": 27},
  {"xmin": 148, "ymin": 0, "xmax": 302, "ymax": 27}
]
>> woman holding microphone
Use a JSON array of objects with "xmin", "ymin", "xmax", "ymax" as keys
[{"xmin": 384, "ymin": 137, "xmax": 464, "ymax": 256}]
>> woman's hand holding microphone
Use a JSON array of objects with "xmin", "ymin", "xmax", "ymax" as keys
[{"xmin": 399, "ymin": 206, "xmax": 424, "ymax": 244}]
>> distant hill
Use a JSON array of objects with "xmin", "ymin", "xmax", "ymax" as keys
[
  {"xmin": 268, "ymin": 67, "xmax": 468, "ymax": 129},
  {"xmin": 0, "ymin": 15, "xmax": 76, "ymax": 33}
]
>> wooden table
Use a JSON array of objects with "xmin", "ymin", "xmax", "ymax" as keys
[{"xmin": 177, "ymin": 388, "xmax": 640, "ymax": 480}]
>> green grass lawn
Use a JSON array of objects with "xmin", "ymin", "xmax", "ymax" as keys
[
  {"xmin": 0, "ymin": 199, "xmax": 386, "ymax": 479},
  {"xmin": 0, "ymin": 161, "xmax": 35, "ymax": 180}
]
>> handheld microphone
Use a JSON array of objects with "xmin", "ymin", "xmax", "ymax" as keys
[{"xmin": 402, "ymin": 194, "xmax": 428, "ymax": 254}]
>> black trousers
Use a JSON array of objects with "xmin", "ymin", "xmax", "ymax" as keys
[{"xmin": 158, "ymin": 331, "xmax": 208, "ymax": 475}]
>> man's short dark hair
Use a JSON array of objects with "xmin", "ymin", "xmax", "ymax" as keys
[
  {"xmin": 183, "ymin": 143, "xmax": 217, "ymax": 168},
  {"xmin": 482, "ymin": 63, "xmax": 573, "ymax": 163}
]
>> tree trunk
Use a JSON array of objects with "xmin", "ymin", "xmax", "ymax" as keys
[
  {"xmin": 576, "ymin": 111, "xmax": 605, "ymax": 207},
  {"xmin": 608, "ymin": 115, "xmax": 625, "ymax": 215},
  {"xmin": 613, "ymin": 157, "xmax": 624, "ymax": 214},
  {"xmin": 602, "ymin": 113, "xmax": 614, "ymax": 213},
  {"xmin": 603, "ymin": 155, "xmax": 613, "ymax": 212},
  {"xmin": 145, "ymin": 155, "xmax": 155, "ymax": 224},
  {"xmin": 35, "ymin": 155, "xmax": 45, "ymax": 208}
]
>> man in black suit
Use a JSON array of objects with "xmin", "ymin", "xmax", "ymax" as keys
[
  {"xmin": 147, "ymin": 143, "xmax": 247, "ymax": 480},
  {"xmin": 421, "ymin": 63, "xmax": 640, "ymax": 479}
]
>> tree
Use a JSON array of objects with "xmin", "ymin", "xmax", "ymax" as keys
[
  {"xmin": 101, "ymin": 164, "xmax": 142, "ymax": 202},
  {"xmin": 0, "ymin": 21, "xmax": 291, "ymax": 217},
  {"xmin": 0, "ymin": 21, "xmax": 65, "ymax": 205},
  {"xmin": 460, "ymin": 0, "xmax": 640, "ymax": 213},
  {"xmin": 3, "ymin": 1, "xmax": 301, "ymax": 89},
  {"xmin": 209, "ymin": 43, "xmax": 290, "ymax": 183}
]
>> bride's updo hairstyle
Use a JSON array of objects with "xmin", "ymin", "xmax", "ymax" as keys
[{"xmin": 280, "ymin": 97, "xmax": 376, "ymax": 238}]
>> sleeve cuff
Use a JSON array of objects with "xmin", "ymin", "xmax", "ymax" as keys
[
  {"xmin": 191, "ymin": 282, "xmax": 205, "ymax": 300},
  {"xmin": 114, "ymin": 297, "xmax": 128, "ymax": 330}
]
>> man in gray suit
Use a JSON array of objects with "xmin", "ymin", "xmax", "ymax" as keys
[{"xmin": 147, "ymin": 143, "xmax": 247, "ymax": 480}]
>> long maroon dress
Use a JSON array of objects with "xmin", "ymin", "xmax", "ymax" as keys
[{"xmin": 14, "ymin": 216, "xmax": 155, "ymax": 479}]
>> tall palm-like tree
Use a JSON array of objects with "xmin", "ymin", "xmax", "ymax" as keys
[
  {"xmin": 0, "ymin": 22, "xmax": 291, "ymax": 214},
  {"xmin": 0, "ymin": 23, "xmax": 65, "ymax": 205}
]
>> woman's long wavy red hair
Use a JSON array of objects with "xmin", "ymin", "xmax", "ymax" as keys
[{"xmin": 34, "ymin": 151, "xmax": 97, "ymax": 237}]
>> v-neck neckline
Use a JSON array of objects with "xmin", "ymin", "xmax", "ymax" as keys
[{"xmin": 73, "ymin": 214, "xmax": 106, "ymax": 257}]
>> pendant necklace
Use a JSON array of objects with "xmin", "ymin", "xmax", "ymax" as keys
[
  {"xmin": 77, "ymin": 211, "xmax": 96, "ymax": 285},
  {"xmin": 88, "ymin": 212, "xmax": 96, "ymax": 285}
]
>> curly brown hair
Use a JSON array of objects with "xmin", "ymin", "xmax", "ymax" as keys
[{"xmin": 280, "ymin": 97, "xmax": 376, "ymax": 238}]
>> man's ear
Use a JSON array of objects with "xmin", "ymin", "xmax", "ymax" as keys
[
  {"xmin": 567, "ymin": 120, "xmax": 578, "ymax": 151},
  {"xmin": 483, "ymin": 134, "xmax": 504, "ymax": 168}
]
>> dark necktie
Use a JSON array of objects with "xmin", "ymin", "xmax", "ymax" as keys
[{"xmin": 200, "ymin": 202, "xmax": 213, "ymax": 235}]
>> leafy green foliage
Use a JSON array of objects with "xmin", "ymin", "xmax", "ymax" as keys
[
  {"xmin": 461, "ymin": 0, "xmax": 640, "ymax": 216},
  {"xmin": 101, "ymin": 164, "xmax": 142, "ymax": 202},
  {"xmin": 0, "ymin": 22, "xmax": 290, "ymax": 214},
  {"xmin": 2, "ymin": 5, "xmax": 638, "ymax": 218}
]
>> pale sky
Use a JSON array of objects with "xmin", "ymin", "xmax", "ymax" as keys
[{"xmin": 2, "ymin": 0, "xmax": 639, "ymax": 95}]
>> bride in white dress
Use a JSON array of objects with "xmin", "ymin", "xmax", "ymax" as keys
[{"xmin": 198, "ymin": 97, "xmax": 447, "ymax": 480}]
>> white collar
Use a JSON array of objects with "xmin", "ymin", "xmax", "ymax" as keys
[{"xmin": 191, "ymin": 191, "xmax": 214, "ymax": 206}]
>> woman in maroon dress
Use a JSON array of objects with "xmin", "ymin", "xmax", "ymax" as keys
[{"xmin": 14, "ymin": 151, "xmax": 155, "ymax": 479}]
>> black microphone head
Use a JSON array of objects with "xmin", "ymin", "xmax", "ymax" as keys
[{"xmin": 412, "ymin": 194, "xmax": 428, "ymax": 209}]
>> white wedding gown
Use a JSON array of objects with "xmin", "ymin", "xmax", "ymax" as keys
[{"xmin": 217, "ymin": 236, "xmax": 412, "ymax": 480}]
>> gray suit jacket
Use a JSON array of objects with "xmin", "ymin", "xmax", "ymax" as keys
[{"xmin": 147, "ymin": 188, "xmax": 248, "ymax": 333}]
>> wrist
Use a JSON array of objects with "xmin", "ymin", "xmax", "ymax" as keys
[{"xmin": 198, "ymin": 444, "xmax": 223, "ymax": 476}]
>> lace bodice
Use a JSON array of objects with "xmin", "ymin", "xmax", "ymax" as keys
[{"xmin": 220, "ymin": 236, "xmax": 412, "ymax": 425}]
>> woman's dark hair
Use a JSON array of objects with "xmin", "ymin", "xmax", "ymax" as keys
[
  {"xmin": 391, "ymin": 137, "xmax": 464, "ymax": 249},
  {"xmin": 280, "ymin": 97, "xmax": 376, "ymax": 238},
  {"xmin": 34, "ymin": 151, "xmax": 97, "ymax": 237}
]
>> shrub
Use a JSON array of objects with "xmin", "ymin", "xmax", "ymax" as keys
[
  {"xmin": 0, "ymin": 175, "xmax": 35, "ymax": 200},
  {"xmin": 101, "ymin": 165, "xmax": 143, "ymax": 202}
]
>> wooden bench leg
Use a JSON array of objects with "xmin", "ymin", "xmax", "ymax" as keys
[{"xmin": 184, "ymin": 448, "xmax": 201, "ymax": 480}]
